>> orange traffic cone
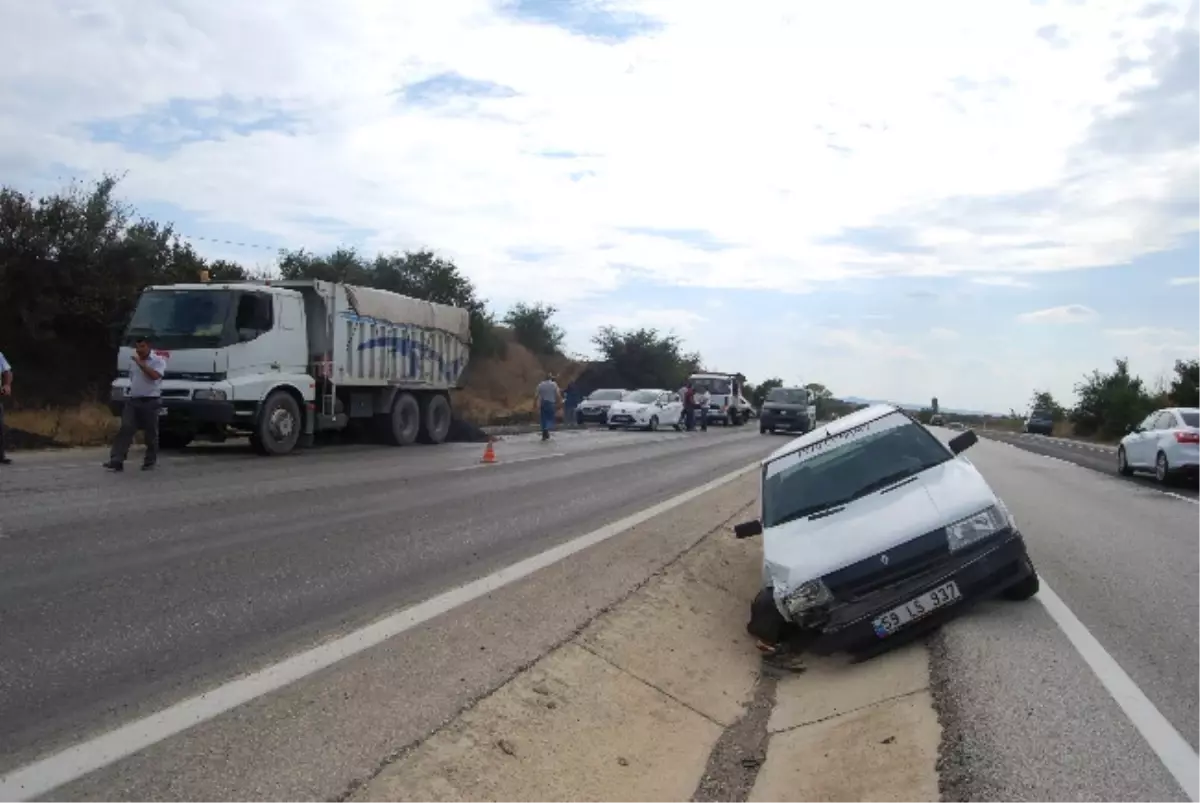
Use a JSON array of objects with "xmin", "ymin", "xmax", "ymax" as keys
[{"xmin": 480, "ymin": 437, "xmax": 497, "ymax": 464}]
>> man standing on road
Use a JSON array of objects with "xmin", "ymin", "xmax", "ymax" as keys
[
  {"xmin": 695, "ymin": 385, "xmax": 710, "ymax": 432},
  {"xmin": 0, "ymin": 349, "xmax": 12, "ymax": 465},
  {"xmin": 535, "ymin": 372, "xmax": 562, "ymax": 442},
  {"xmin": 564, "ymin": 381, "xmax": 581, "ymax": 429},
  {"xmin": 104, "ymin": 337, "xmax": 167, "ymax": 472},
  {"xmin": 683, "ymin": 381, "xmax": 696, "ymax": 431}
]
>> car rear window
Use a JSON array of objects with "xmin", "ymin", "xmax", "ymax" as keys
[{"xmin": 1181, "ymin": 411, "xmax": 1198, "ymax": 428}]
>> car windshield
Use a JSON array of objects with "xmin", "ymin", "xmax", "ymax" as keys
[
  {"xmin": 626, "ymin": 390, "xmax": 660, "ymax": 404},
  {"xmin": 762, "ymin": 412, "xmax": 952, "ymax": 528},
  {"xmin": 766, "ymin": 388, "xmax": 808, "ymax": 404},
  {"xmin": 1181, "ymin": 411, "xmax": 1198, "ymax": 428},
  {"xmin": 691, "ymin": 376, "xmax": 731, "ymax": 395},
  {"xmin": 1031, "ymin": 410, "xmax": 1053, "ymax": 421},
  {"xmin": 124, "ymin": 289, "xmax": 232, "ymax": 349},
  {"xmin": 588, "ymin": 389, "xmax": 625, "ymax": 401}
]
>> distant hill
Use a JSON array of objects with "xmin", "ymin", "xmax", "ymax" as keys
[{"xmin": 838, "ymin": 396, "xmax": 1004, "ymax": 418}]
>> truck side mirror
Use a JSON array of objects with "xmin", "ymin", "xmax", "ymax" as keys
[{"xmin": 733, "ymin": 519, "xmax": 763, "ymax": 539}]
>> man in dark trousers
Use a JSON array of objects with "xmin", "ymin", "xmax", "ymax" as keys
[
  {"xmin": 683, "ymin": 381, "xmax": 696, "ymax": 431},
  {"xmin": 0, "ymin": 349, "xmax": 11, "ymax": 465},
  {"xmin": 104, "ymin": 337, "xmax": 168, "ymax": 472}
]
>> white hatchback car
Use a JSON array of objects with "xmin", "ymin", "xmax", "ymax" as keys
[
  {"xmin": 734, "ymin": 404, "xmax": 1039, "ymax": 660},
  {"xmin": 1117, "ymin": 407, "xmax": 1199, "ymax": 484},
  {"xmin": 605, "ymin": 389, "xmax": 684, "ymax": 431}
]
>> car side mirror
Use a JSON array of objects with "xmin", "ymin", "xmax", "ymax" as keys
[
  {"xmin": 1127, "ymin": 424, "xmax": 1139, "ymax": 434},
  {"xmin": 733, "ymin": 519, "xmax": 763, "ymax": 539},
  {"xmin": 949, "ymin": 430, "xmax": 977, "ymax": 455}
]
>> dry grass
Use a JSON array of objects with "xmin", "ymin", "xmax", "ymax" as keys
[
  {"xmin": 5, "ymin": 330, "xmax": 582, "ymax": 448},
  {"xmin": 6, "ymin": 403, "xmax": 118, "ymax": 447}
]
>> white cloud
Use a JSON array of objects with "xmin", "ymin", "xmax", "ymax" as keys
[
  {"xmin": 0, "ymin": 0, "xmax": 1195, "ymax": 310},
  {"xmin": 971, "ymin": 276, "xmax": 1034, "ymax": 288},
  {"xmin": 1016, "ymin": 304, "xmax": 1098, "ymax": 324},
  {"xmin": 928, "ymin": 327, "xmax": 960, "ymax": 340},
  {"xmin": 2, "ymin": 0, "xmax": 1196, "ymax": 414},
  {"xmin": 1168, "ymin": 276, "xmax": 1199, "ymax": 286}
]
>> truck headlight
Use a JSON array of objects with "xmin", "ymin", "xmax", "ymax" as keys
[
  {"xmin": 945, "ymin": 505, "xmax": 1008, "ymax": 552},
  {"xmin": 776, "ymin": 579, "xmax": 833, "ymax": 618},
  {"xmin": 194, "ymin": 389, "xmax": 228, "ymax": 401}
]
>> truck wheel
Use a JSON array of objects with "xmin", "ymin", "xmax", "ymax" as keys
[
  {"xmin": 380, "ymin": 392, "xmax": 420, "ymax": 446},
  {"xmin": 418, "ymin": 393, "xmax": 452, "ymax": 444},
  {"xmin": 253, "ymin": 391, "xmax": 302, "ymax": 456}
]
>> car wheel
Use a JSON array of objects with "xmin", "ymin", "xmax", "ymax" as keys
[
  {"xmin": 1117, "ymin": 446, "xmax": 1133, "ymax": 476},
  {"xmin": 759, "ymin": 426, "xmax": 767, "ymax": 434},
  {"xmin": 1155, "ymin": 451, "xmax": 1171, "ymax": 484},
  {"xmin": 1003, "ymin": 564, "xmax": 1040, "ymax": 601},
  {"xmin": 608, "ymin": 425, "xmax": 618, "ymax": 431},
  {"xmin": 647, "ymin": 415, "xmax": 659, "ymax": 432}
]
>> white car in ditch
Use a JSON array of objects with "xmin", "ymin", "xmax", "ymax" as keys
[
  {"xmin": 734, "ymin": 403, "xmax": 1040, "ymax": 660},
  {"xmin": 606, "ymin": 389, "xmax": 684, "ymax": 432}
]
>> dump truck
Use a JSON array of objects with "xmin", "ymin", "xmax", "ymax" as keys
[{"xmin": 109, "ymin": 278, "xmax": 471, "ymax": 456}]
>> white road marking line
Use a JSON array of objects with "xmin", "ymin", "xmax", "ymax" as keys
[
  {"xmin": 0, "ymin": 460, "xmax": 760, "ymax": 801},
  {"xmin": 1037, "ymin": 582, "xmax": 1199, "ymax": 801},
  {"xmin": 449, "ymin": 452, "xmax": 566, "ymax": 471}
]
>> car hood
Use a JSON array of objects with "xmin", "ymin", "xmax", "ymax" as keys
[
  {"xmin": 762, "ymin": 403, "xmax": 810, "ymax": 412},
  {"xmin": 581, "ymin": 398, "xmax": 620, "ymax": 408},
  {"xmin": 762, "ymin": 458, "xmax": 998, "ymax": 592},
  {"xmin": 609, "ymin": 401, "xmax": 651, "ymax": 414}
]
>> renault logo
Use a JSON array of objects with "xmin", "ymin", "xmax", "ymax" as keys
[{"xmin": 880, "ymin": 554, "xmax": 890, "ymax": 566}]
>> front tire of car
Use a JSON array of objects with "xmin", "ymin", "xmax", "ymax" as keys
[
  {"xmin": 647, "ymin": 415, "xmax": 659, "ymax": 432},
  {"xmin": 1003, "ymin": 563, "xmax": 1040, "ymax": 601},
  {"xmin": 1117, "ymin": 446, "xmax": 1133, "ymax": 476}
]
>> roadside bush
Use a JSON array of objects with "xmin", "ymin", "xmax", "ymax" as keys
[
  {"xmin": 503, "ymin": 302, "xmax": 564, "ymax": 356},
  {"xmin": 590, "ymin": 326, "xmax": 702, "ymax": 391},
  {"xmin": 1069, "ymin": 358, "xmax": 1154, "ymax": 439}
]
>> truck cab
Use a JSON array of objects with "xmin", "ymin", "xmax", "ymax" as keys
[
  {"xmin": 110, "ymin": 283, "xmax": 314, "ymax": 450},
  {"xmin": 689, "ymin": 372, "xmax": 746, "ymax": 426}
]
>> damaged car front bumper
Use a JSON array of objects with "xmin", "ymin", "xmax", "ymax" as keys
[{"xmin": 750, "ymin": 531, "xmax": 1035, "ymax": 660}]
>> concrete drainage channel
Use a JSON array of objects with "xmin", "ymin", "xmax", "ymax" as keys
[{"xmin": 345, "ymin": 473, "xmax": 941, "ymax": 802}]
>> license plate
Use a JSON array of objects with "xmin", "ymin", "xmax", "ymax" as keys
[
  {"xmin": 871, "ymin": 581, "xmax": 961, "ymax": 638},
  {"xmin": 158, "ymin": 407, "xmax": 168, "ymax": 416}
]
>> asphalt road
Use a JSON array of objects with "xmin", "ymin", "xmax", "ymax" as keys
[
  {"xmin": 930, "ymin": 427, "xmax": 1198, "ymax": 801},
  {"xmin": 0, "ymin": 424, "xmax": 776, "ymax": 796},
  {"xmin": 2, "ymin": 422, "xmax": 1197, "ymax": 801}
]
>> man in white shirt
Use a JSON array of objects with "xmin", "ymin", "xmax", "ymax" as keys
[
  {"xmin": 103, "ymin": 337, "xmax": 168, "ymax": 472},
  {"xmin": 694, "ymin": 387, "xmax": 711, "ymax": 432},
  {"xmin": 0, "ymin": 350, "xmax": 11, "ymax": 464},
  {"xmin": 535, "ymin": 372, "xmax": 562, "ymax": 441}
]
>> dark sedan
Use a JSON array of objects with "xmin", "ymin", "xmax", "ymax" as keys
[
  {"xmin": 575, "ymin": 388, "xmax": 629, "ymax": 424},
  {"xmin": 1024, "ymin": 411, "xmax": 1055, "ymax": 435}
]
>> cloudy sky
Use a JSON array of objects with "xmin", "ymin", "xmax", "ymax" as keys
[{"xmin": 3, "ymin": 0, "xmax": 1197, "ymax": 412}]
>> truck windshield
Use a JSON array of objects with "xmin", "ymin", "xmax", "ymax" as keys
[
  {"xmin": 691, "ymin": 377, "xmax": 731, "ymax": 395},
  {"xmin": 766, "ymin": 388, "xmax": 809, "ymax": 404},
  {"xmin": 762, "ymin": 412, "xmax": 951, "ymax": 528},
  {"xmin": 125, "ymin": 290, "xmax": 232, "ymax": 349}
]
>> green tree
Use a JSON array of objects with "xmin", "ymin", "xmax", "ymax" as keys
[
  {"xmin": 1169, "ymin": 358, "xmax": 1199, "ymax": 407},
  {"xmin": 1029, "ymin": 390, "xmax": 1065, "ymax": 420},
  {"xmin": 503, "ymin": 302, "xmax": 564, "ymax": 355},
  {"xmin": 750, "ymin": 377, "xmax": 783, "ymax": 407},
  {"xmin": 1069, "ymin": 357, "xmax": 1154, "ymax": 439},
  {"xmin": 591, "ymin": 326, "xmax": 701, "ymax": 390},
  {"xmin": 0, "ymin": 175, "xmax": 250, "ymax": 404}
]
